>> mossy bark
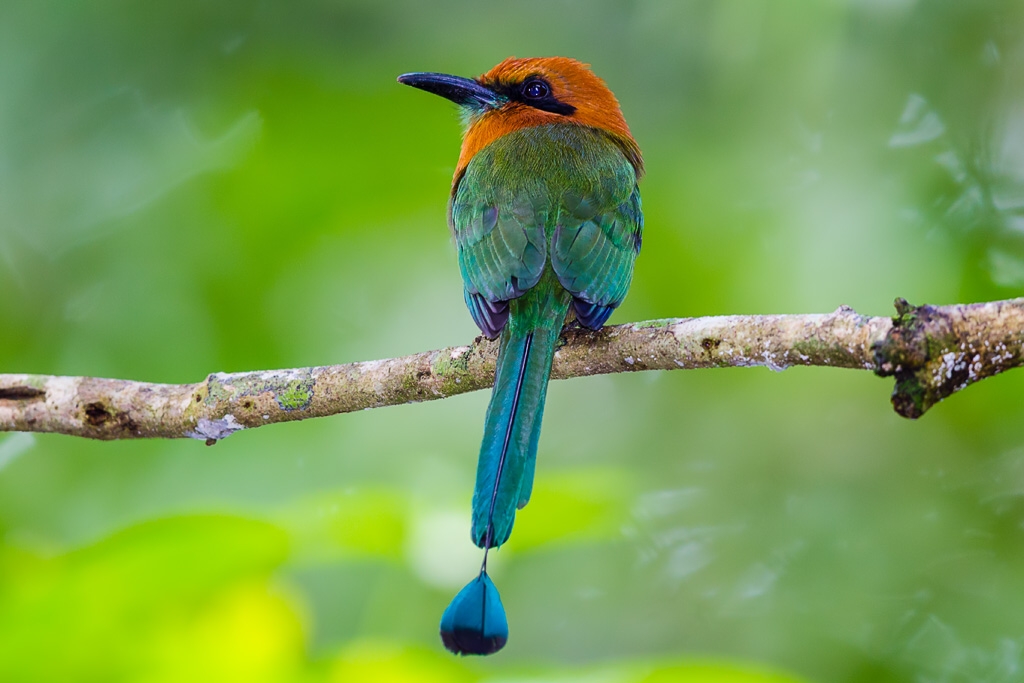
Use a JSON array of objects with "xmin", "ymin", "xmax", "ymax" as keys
[
  {"xmin": 2, "ymin": 297, "xmax": 1022, "ymax": 441},
  {"xmin": 872, "ymin": 298, "xmax": 1024, "ymax": 418}
]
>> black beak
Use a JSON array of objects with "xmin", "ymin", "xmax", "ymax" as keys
[{"xmin": 397, "ymin": 72, "xmax": 502, "ymax": 110}]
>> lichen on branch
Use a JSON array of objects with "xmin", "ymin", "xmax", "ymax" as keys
[
  {"xmin": 2, "ymin": 297, "xmax": 1022, "ymax": 442},
  {"xmin": 872, "ymin": 298, "xmax": 1024, "ymax": 418}
]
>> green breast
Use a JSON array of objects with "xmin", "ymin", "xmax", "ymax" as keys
[{"xmin": 453, "ymin": 124, "xmax": 636, "ymax": 232}]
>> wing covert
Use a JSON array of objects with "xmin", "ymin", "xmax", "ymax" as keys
[
  {"xmin": 451, "ymin": 165, "xmax": 547, "ymax": 338},
  {"xmin": 551, "ymin": 174, "xmax": 642, "ymax": 329}
]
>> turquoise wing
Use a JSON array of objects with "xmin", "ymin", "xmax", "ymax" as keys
[
  {"xmin": 450, "ymin": 169, "xmax": 547, "ymax": 339},
  {"xmin": 551, "ymin": 164, "xmax": 642, "ymax": 329}
]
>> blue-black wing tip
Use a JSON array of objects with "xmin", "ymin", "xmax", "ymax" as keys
[
  {"xmin": 466, "ymin": 290, "xmax": 510, "ymax": 339},
  {"xmin": 573, "ymin": 299, "xmax": 616, "ymax": 330}
]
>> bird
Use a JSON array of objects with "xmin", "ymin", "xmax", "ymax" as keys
[{"xmin": 398, "ymin": 57, "xmax": 643, "ymax": 655}]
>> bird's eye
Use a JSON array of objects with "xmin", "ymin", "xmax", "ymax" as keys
[{"xmin": 522, "ymin": 80, "xmax": 549, "ymax": 99}]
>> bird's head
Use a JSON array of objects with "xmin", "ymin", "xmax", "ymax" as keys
[{"xmin": 399, "ymin": 57, "xmax": 642, "ymax": 184}]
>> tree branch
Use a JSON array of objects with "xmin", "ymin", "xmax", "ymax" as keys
[{"xmin": 2, "ymin": 298, "xmax": 1023, "ymax": 442}]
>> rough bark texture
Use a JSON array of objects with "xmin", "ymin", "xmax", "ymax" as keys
[
  {"xmin": 2, "ymin": 298, "xmax": 1022, "ymax": 442},
  {"xmin": 873, "ymin": 298, "xmax": 1024, "ymax": 418}
]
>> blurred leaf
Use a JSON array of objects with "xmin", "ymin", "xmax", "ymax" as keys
[
  {"xmin": 0, "ymin": 515, "xmax": 293, "ymax": 681},
  {"xmin": 329, "ymin": 640, "xmax": 475, "ymax": 683},
  {"xmin": 276, "ymin": 488, "xmax": 407, "ymax": 561},
  {"xmin": 511, "ymin": 467, "xmax": 637, "ymax": 550},
  {"xmin": 637, "ymin": 661, "xmax": 808, "ymax": 683}
]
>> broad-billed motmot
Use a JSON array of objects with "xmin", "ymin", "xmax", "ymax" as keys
[{"xmin": 398, "ymin": 57, "xmax": 644, "ymax": 655}]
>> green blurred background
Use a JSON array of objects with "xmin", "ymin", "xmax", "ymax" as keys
[{"xmin": 2, "ymin": 1, "xmax": 1024, "ymax": 681}]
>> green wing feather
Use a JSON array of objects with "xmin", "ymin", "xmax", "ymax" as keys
[
  {"xmin": 451, "ymin": 171, "xmax": 547, "ymax": 305},
  {"xmin": 551, "ymin": 161, "xmax": 641, "ymax": 326}
]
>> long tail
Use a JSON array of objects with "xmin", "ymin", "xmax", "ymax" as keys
[
  {"xmin": 470, "ymin": 294, "xmax": 568, "ymax": 549},
  {"xmin": 441, "ymin": 284, "xmax": 568, "ymax": 655}
]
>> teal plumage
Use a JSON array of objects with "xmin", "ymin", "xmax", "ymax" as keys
[
  {"xmin": 439, "ymin": 571, "xmax": 508, "ymax": 655},
  {"xmin": 453, "ymin": 124, "xmax": 642, "ymax": 548},
  {"xmin": 399, "ymin": 56, "xmax": 643, "ymax": 656}
]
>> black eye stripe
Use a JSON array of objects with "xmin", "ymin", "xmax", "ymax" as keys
[{"xmin": 493, "ymin": 76, "xmax": 576, "ymax": 116}]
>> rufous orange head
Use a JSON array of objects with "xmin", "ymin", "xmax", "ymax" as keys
[{"xmin": 399, "ymin": 57, "xmax": 642, "ymax": 186}]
